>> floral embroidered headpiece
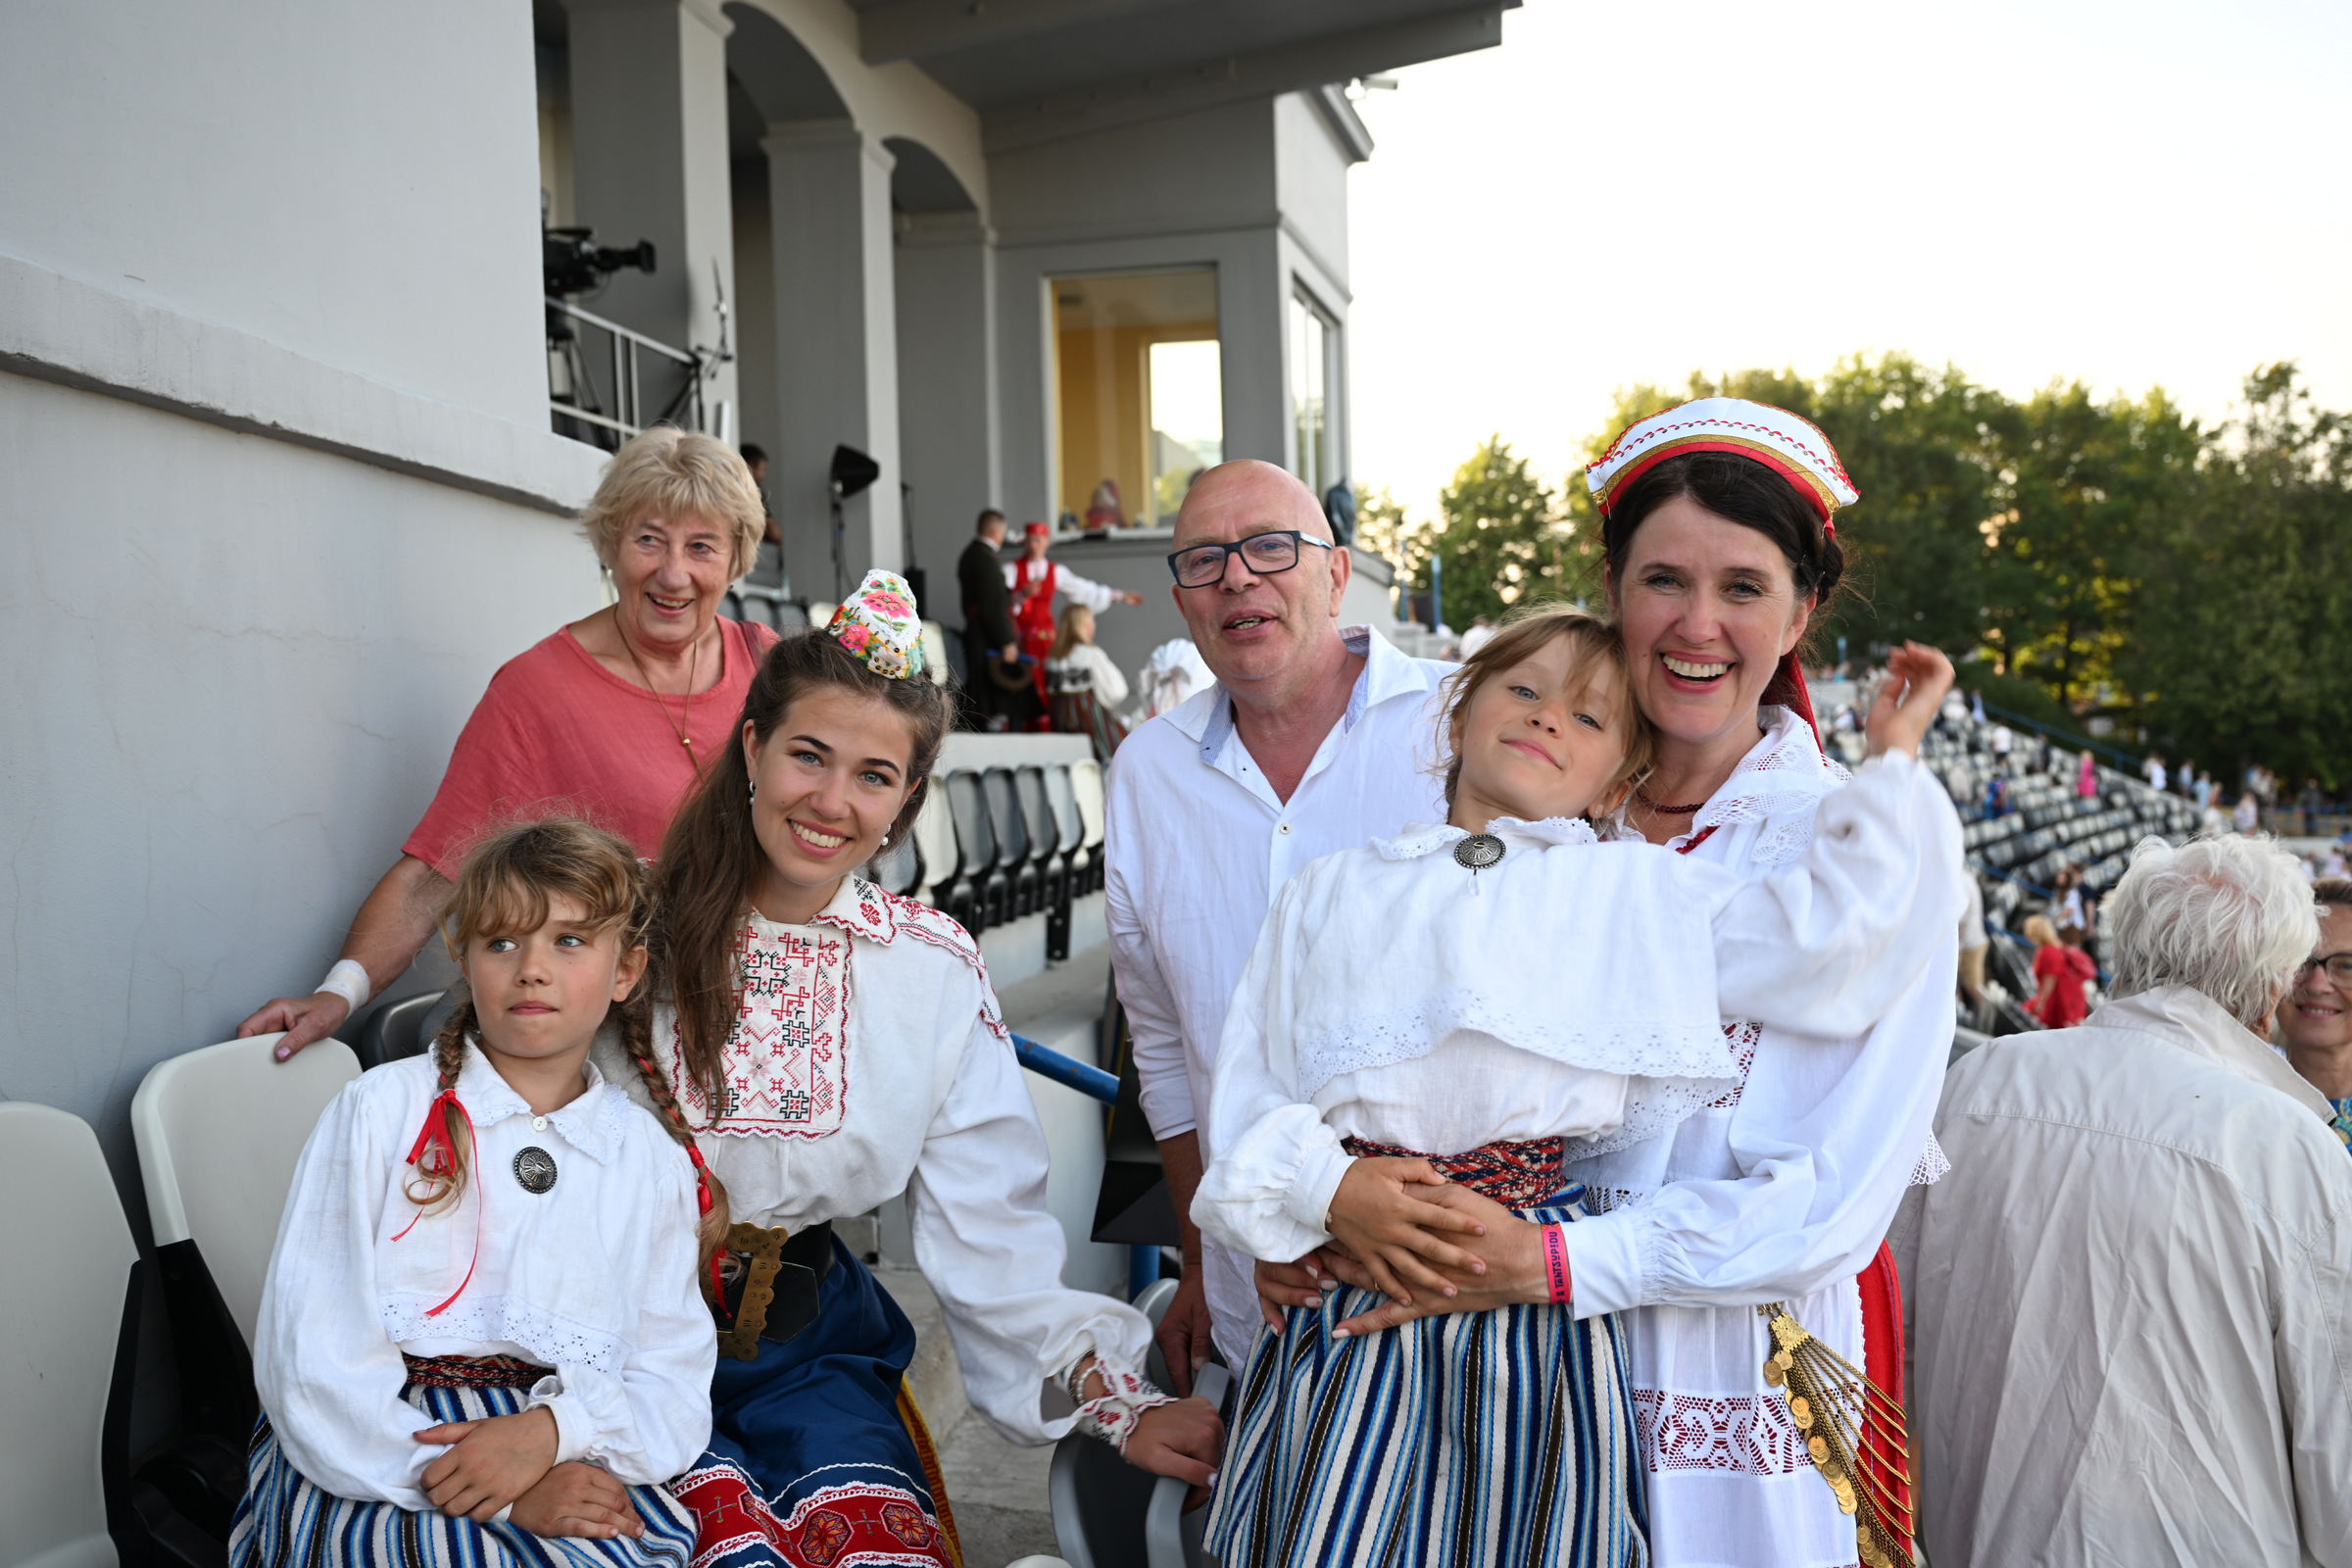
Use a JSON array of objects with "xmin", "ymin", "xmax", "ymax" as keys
[
  {"xmin": 826, "ymin": 568, "xmax": 925, "ymax": 680},
  {"xmin": 1584, "ymin": 397, "xmax": 1858, "ymax": 533}
]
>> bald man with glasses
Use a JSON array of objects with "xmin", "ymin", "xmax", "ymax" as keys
[
  {"xmin": 2278, "ymin": 876, "xmax": 2352, "ymax": 1148},
  {"xmin": 1104, "ymin": 461, "xmax": 1452, "ymax": 1393}
]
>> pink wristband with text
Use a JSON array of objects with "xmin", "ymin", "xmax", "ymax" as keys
[{"xmin": 1542, "ymin": 1223, "xmax": 1573, "ymax": 1305}]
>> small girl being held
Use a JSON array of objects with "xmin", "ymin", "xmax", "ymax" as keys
[
  {"xmin": 234, "ymin": 818, "xmax": 722, "ymax": 1566},
  {"xmin": 1195, "ymin": 608, "xmax": 1959, "ymax": 1568}
]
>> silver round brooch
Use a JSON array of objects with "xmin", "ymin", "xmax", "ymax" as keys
[
  {"xmin": 1452, "ymin": 833, "xmax": 1505, "ymax": 871},
  {"xmin": 513, "ymin": 1147, "xmax": 558, "ymax": 1194}
]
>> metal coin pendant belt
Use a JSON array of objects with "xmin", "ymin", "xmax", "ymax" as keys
[{"xmin": 712, "ymin": 1220, "xmax": 835, "ymax": 1361}]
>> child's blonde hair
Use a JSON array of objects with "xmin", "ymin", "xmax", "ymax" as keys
[
  {"xmin": 2023, "ymin": 912, "xmax": 2060, "ymax": 949},
  {"xmin": 1439, "ymin": 604, "xmax": 1654, "ymax": 809},
  {"xmin": 415, "ymin": 817, "xmax": 731, "ymax": 1276}
]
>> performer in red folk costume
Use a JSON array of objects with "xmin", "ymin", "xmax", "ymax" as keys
[
  {"xmin": 614, "ymin": 571, "xmax": 1220, "ymax": 1568},
  {"xmin": 1006, "ymin": 521, "xmax": 1140, "ymax": 714}
]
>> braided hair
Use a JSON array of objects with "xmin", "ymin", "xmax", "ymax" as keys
[
  {"xmin": 613, "ymin": 976, "xmax": 732, "ymax": 1273},
  {"xmin": 403, "ymin": 997, "xmax": 480, "ymax": 1216}
]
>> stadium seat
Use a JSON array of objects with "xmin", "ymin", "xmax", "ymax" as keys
[
  {"xmin": 1049, "ymin": 1279, "xmax": 1230, "ymax": 1568},
  {"xmin": 1069, "ymin": 760, "xmax": 1106, "ymax": 895},
  {"xmin": 910, "ymin": 779, "xmax": 961, "ymax": 910},
  {"xmin": 985, "ymin": 767, "xmax": 1039, "ymax": 918},
  {"xmin": 869, "ymin": 833, "xmax": 920, "ymax": 898},
  {"xmin": 355, "ymin": 990, "xmax": 446, "ymax": 1070},
  {"xmin": 1017, "ymin": 764, "xmax": 1065, "ymax": 910},
  {"xmin": 1045, "ymin": 764, "xmax": 1086, "ymax": 892},
  {"xmin": 944, "ymin": 770, "xmax": 1003, "ymax": 930},
  {"xmin": 0, "ymin": 1102, "xmax": 139, "ymax": 1568}
]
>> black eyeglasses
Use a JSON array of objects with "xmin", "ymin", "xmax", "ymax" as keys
[
  {"xmin": 2298, "ymin": 953, "xmax": 2352, "ymax": 986},
  {"xmin": 1167, "ymin": 530, "xmax": 1334, "ymax": 588}
]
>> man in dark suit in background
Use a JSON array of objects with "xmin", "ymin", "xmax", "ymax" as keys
[{"xmin": 957, "ymin": 508, "xmax": 1037, "ymax": 730}]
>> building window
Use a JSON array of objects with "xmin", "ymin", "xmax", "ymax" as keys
[
  {"xmin": 1290, "ymin": 290, "xmax": 1338, "ymax": 498},
  {"xmin": 1051, "ymin": 270, "xmax": 1220, "ymax": 532}
]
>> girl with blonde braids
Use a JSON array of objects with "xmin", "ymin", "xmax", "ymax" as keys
[
  {"xmin": 599, "ymin": 571, "xmax": 1221, "ymax": 1568},
  {"xmin": 237, "ymin": 818, "xmax": 718, "ymax": 1566}
]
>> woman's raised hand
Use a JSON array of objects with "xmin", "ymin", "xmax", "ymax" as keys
[
  {"xmin": 1864, "ymin": 642, "xmax": 1956, "ymax": 759},
  {"xmin": 1324, "ymin": 1157, "xmax": 1491, "ymax": 1307}
]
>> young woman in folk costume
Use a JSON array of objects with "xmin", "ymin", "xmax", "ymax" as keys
[
  {"xmin": 597, "ymin": 570, "xmax": 1222, "ymax": 1568},
  {"xmin": 237, "ymin": 818, "xmax": 716, "ymax": 1565},
  {"xmin": 1195, "ymin": 606, "xmax": 1959, "ymax": 1568},
  {"xmin": 1253, "ymin": 401, "xmax": 1962, "ymax": 1568}
]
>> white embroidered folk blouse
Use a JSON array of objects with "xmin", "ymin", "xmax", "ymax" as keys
[
  {"xmin": 1570, "ymin": 706, "xmax": 1964, "ymax": 1568},
  {"xmin": 596, "ymin": 877, "xmax": 1154, "ymax": 1446},
  {"xmin": 253, "ymin": 1048, "xmax": 715, "ymax": 1510},
  {"xmin": 1195, "ymin": 750, "xmax": 1961, "ymax": 1267}
]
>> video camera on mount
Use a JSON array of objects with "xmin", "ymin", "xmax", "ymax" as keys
[{"xmin": 543, "ymin": 227, "xmax": 656, "ymax": 298}]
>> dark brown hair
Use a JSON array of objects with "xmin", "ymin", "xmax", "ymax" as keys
[
  {"xmin": 1602, "ymin": 451, "xmax": 1848, "ymax": 662},
  {"xmin": 654, "ymin": 630, "xmax": 952, "ymax": 1108},
  {"xmin": 1438, "ymin": 604, "xmax": 1654, "ymax": 810},
  {"xmin": 2313, "ymin": 876, "xmax": 2352, "ymax": 911}
]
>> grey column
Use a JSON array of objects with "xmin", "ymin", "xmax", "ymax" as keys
[
  {"xmin": 763, "ymin": 119, "xmax": 903, "ymax": 602},
  {"xmin": 564, "ymin": 0, "xmax": 739, "ymax": 434},
  {"xmin": 895, "ymin": 211, "xmax": 999, "ymax": 602}
]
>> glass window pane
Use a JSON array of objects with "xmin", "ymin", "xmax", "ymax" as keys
[
  {"xmin": 1051, "ymin": 270, "xmax": 1220, "ymax": 532},
  {"xmin": 1291, "ymin": 293, "xmax": 1328, "ymax": 497}
]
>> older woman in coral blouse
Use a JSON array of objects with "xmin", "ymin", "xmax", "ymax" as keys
[{"xmin": 241, "ymin": 428, "xmax": 775, "ymax": 1059}]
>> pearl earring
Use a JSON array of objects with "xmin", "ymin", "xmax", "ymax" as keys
[
  {"xmin": 879, "ymin": 833, "xmax": 890, "ymax": 848},
  {"xmin": 748, "ymin": 780, "xmax": 757, "ymax": 805}
]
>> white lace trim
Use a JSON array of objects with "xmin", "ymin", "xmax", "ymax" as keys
[
  {"xmin": 380, "ymin": 1292, "xmax": 623, "ymax": 1374},
  {"xmin": 1297, "ymin": 987, "xmax": 1742, "ymax": 1102},
  {"xmin": 1908, "ymin": 1133, "xmax": 1950, "ymax": 1186}
]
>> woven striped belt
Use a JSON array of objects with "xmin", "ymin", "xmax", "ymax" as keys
[
  {"xmin": 400, "ymin": 1353, "xmax": 552, "ymax": 1392},
  {"xmin": 1340, "ymin": 1135, "xmax": 1573, "ymax": 1207}
]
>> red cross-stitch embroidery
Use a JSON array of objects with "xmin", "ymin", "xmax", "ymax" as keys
[{"xmin": 677, "ymin": 924, "xmax": 851, "ymax": 1139}]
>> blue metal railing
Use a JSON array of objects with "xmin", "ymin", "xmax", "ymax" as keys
[{"xmin": 1012, "ymin": 1033, "xmax": 1160, "ymax": 1301}]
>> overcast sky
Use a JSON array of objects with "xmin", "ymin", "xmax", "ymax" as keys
[{"xmin": 1345, "ymin": 0, "xmax": 2352, "ymax": 519}]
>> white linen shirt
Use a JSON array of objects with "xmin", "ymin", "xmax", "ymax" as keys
[
  {"xmin": 1105, "ymin": 624, "xmax": 1451, "ymax": 1361},
  {"xmin": 1568, "ymin": 706, "xmax": 1963, "ymax": 1568},
  {"xmin": 1196, "ymin": 754, "xmax": 1960, "ymax": 1268},
  {"xmin": 1891, "ymin": 986, "xmax": 2352, "ymax": 1568},
  {"xmin": 596, "ymin": 878, "xmax": 1154, "ymax": 1446},
  {"xmin": 253, "ymin": 1048, "xmax": 714, "ymax": 1510}
]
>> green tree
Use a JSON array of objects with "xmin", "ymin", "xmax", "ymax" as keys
[
  {"xmin": 1415, "ymin": 438, "xmax": 1569, "ymax": 629},
  {"xmin": 2123, "ymin": 365, "xmax": 2352, "ymax": 784}
]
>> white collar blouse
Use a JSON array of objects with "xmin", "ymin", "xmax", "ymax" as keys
[
  {"xmin": 1195, "ymin": 750, "xmax": 1964, "ymax": 1268},
  {"xmin": 253, "ymin": 1045, "xmax": 715, "ymax": 1511},
  {"xmin": 595, "ymin": 876, "xmax": 1156, "ymax": 1447}
]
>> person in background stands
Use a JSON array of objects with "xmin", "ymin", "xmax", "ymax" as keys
[
  {"xmin": 1006, "ymin": 521, "xmax": 1142, "ymax": 715},
  {"xmin": 1456, "ymin": 614, "xmax": 1496, "ymax": 659},
  {"xmin": 1894, "ymin": 835, "xmax": 2352, "ymax": 1568},
  {"xmin": 1105, "ymin": 460, "xmax": 1452, "ymax": 1393},
  {"xmin": 2144, "ymin": 752, "xmax": 2168, "ymax": 793},
  {"xmin": 241, "ymin": 428, "xmax": 774, "ymax": 1062},
  {"xmin": 740, "ymin": 444, "xmax": 777, "ymax": 549},
  {"xmin": 2236, "ymin": 792, "xmax": 2263, "ymax": 835},
  {"xmin": 956, "ymin": 509, "xmax": 1035, "ymax": 732},
  {"xmin": 1044, "ymin": 604, "xmax": 1130, "ymax": 764},
  {"xmin": 2277, "ymin": 878, "xmax": 2352, "ymax": 1152},
  {"xmin": 1957, "ymin": 873, "xmax": 1989, "ymax": 1010},
  {"xmin": 2025, "ymin": 913, "xmax": 2096, "ymax": 1030}
]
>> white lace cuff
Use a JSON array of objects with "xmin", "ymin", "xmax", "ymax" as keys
[{"xmin": 1064, "ymin": 1360, "xmax": 1177, "ymax": 1455}]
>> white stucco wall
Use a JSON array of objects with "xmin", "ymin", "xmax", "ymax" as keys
[
  {"xmin": 0, "ymin": 375, "xmax": 598, "ymax": 1184},
  {"xmin": 0, "ymin": 0, "xmax": 550, "ymax": 430}
]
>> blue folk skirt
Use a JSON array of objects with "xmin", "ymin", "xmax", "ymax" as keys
[
  {"xmin": 227, "ymin": 1356, "xmax": 698, "ymax": 1567},
  {"xmin": 1204, "ymin": 1197, "xmax": 1649, "ymax": 1568},
  {"xmin": 668, "ymin": 1238, "xmax": 961, "ymax": 1568}
]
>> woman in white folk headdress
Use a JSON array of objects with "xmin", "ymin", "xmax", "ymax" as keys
[
  {"xmin": 1260, "ymin": 401, "xmax": 1959, "ymax": 1568},
  {"xmin": 604, "ymin": 571, "xmax": 1221, "ymax": 1568}
]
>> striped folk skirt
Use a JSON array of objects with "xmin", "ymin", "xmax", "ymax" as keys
[
  {"xmin": 1204, "ymin": 1196, "xmax": 1649, "ymax": 1568},
  {"xmin": 227, "ymin": 1354, "xmax": 698, "ymax": 1567}
]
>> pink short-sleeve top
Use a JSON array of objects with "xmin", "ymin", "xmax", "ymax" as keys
[{"xmin": 404, "ymin": 618, "xmax": 775, "ymax": 877}]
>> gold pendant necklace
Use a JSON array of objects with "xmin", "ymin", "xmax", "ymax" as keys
[{"xmin": 613, "ymin": 606, "xmax": 702, "ymax": 765}]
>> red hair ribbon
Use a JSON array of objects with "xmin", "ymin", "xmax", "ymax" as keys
[
  {"xmin": 685, "ymin": 1144, "xmax": 725, "ymax": 1303},
  {"xmin": 391, "ymin": 1087, "xmax": 483, "ymax": 1317}
]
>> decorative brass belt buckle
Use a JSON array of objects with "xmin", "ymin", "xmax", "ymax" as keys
[{"xmin": 713, "ymin": 1223, "xmax": 786, "ymax": 1361}]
